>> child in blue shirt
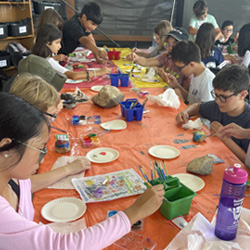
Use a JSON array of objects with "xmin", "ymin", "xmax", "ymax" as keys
[{"xmin": 195, "ymin": 23, "xmax": 226, "ymax": 70}]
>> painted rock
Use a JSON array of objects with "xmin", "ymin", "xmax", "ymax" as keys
[
  {"xmin": 193, "ymin": 130, "xmax": 206, "ymax": 143},
  {"xmin": 187, "ymin": 156, "xmax": 214, "ymax": 175}
]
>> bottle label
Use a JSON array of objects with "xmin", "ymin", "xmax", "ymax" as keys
[
  {"xmin": 232, "ymin": 198, "xmax": 243, "ymax": 222},
  {"xmin": 216, "ymin": 197, "xmax": 243, "ymax": 233}
]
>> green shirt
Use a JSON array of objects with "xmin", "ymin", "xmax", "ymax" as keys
[{"xmin": 189, "ymin": 14, "xmax": 219, "ymax": 42}]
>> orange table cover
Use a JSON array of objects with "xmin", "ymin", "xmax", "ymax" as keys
[{"xmin": 33, "ymin": 88, "xmax": 250, "ymax": 250}]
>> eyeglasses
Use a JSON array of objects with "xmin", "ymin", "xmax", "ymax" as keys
[
  {"xmin": 177, "ymin": 63, "xmax": 188, "ymax": 71},
  {"xmin": 163, "ymin": 42, "xmax": 176, "ymax": 49},
  {"xmin": 224, "ymin": 29, "xmax": 233, "ymax": 32},
  {"xmin": 43, "ymin": 112, "xmax": 57, "ymax": 122},
  {"xmin": 18, "ymin": 141, "xmax": 47, "ymax": 163},
  {"xmin": 211, "ymin": 90, "xmax": 236, "ymax": 103}
]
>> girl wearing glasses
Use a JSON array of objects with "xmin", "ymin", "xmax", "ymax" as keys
[
  {"xmin": 8, "ymin": 74, "xmax": 91, "ymax": 194},
  {"xmin": 0, "ymin": 92, "xmax": 164, "ymax": 249}
]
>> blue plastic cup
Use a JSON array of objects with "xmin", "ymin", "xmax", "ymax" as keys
[
  {"xmin": 135, "ymin": 104, "xmax": 144, "ymax": 121},
  {"xmin": 110, "ymin": 74, "xmax": 119, "ymax": 87},
  {"xmin": 125, "ymin": 108, "xmax": 134, "ymax": 121},
  {"xmin": 120, "ymin": 73, "xmax": 129, "ymax": 87}
]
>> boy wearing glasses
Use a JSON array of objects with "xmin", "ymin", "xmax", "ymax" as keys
[
  {"xmin": 215, "ymin": 20, "xmax": 235, "ymax": 47},
  {"xmin": 168, "ymin": 40, "xmax": 215, "ymax": 104},
  {"xmin": 176, "ymin": 64, "xmax": 250, "ymax": 163}
]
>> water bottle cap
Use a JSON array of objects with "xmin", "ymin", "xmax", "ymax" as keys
[{"xmin": 224, "ymin": 164, "xmax": 248, "ymax": 184}]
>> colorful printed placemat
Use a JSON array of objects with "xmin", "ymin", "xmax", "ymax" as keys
[{"xmin": 72, "ymin": 169, "xmax": 146, "ymax": 202}]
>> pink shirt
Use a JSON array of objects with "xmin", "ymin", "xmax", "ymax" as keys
[{"xmin": 0, "ymin": 179, "xmax": 131, "ymax": 250}]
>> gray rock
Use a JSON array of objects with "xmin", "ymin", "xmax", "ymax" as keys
[
  {"xmin": 187, "ymin": 156, "xmax": 214, "ymax": 175},
  {"xmin": 92, "ymin": 85, "xmax": 124, "ymax": 108}
]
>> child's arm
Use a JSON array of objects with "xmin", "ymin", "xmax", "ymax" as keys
[
  {"xmin": 222, "ymin": 137, "xmax": 247, "ymax": 163},
  {"xmin": 188, "ymin": 25, "xmax": 198, "ymax": 36},
  {"xmin": 78, "ymin": 36, "xmax": 107, "ymax": 60},
  {"xmin": 211, "ymin": 121, "xmax": 247, "ymax": 163},
  {"xmin": 133, "ymin": 48, "xmax": 151, "ymax": 58},
  {"xmin": 219, "ymin": 123, "xmax": 250, "ymax": 139},
  {"xmin": 126, "ymin": 52, "xmax": 160, "ymax": 67},
  {"xmin": 53, "ymin": 54, "xmax": 68, "ymax": 62},
  {"xmin": 167, "ymin": 73, "xmax": 188, "ymax": 101},
  {"xmin": 123, "ymin": 184, "xmax": 165, "ymax": 225},
  {"xmin": 176, "ymin": 103, "xmax": 200, "ymax": 124},
  {"xmin": 215, "ymin": 28, "xmax": 223, "ymax": 42},
  {"xmin": 30, "ymin": 158, "xmax": 91, "ymax": 193},
  {"xmin": 65, "ymin": 67, "xmax": 111, "ymax": 80}
]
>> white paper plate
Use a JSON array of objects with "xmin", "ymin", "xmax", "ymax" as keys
[
  {"xmin": 91, "ymin": 85, "xmax": 104, "ymax": 92},
  {"xmin": 78, "ymin": 58, "xmax": 96, "ymax": 63},
  {"xmin": 87, "ymin": 68, "xmax": 101, "ymax": 71},
  {"xmin": 65, "ymin": 79, "xmax": 83, "ymax": 84},
  {"xmin": 41, "ymin": 197, "xmax": 87, "ymax": 222},
  {"xmin": 171, "ymin": 173, "xmax": 205, "ymax": 192},
  {"xmin": 148, "ymin": 145, "xmax": 180, "ymax": 159},
  {"xmin": 125, "ymin": 69, "xmax": 141, "ymax": 73},
  {"xmin": 141, "ymin": 78, "xmax": 159, "ymax": 83},
  {"xmin": 86, "ymin": 147, "xmax": 119, "ymax": 163},
  {"xmin": 100, "ymin": 120, "xmax": 127, "ymax": 130}
]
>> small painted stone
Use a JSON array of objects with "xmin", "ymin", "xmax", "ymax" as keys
[{"xmin": 193, "ymin": 130, "xmax": 206, "ymax": 143}]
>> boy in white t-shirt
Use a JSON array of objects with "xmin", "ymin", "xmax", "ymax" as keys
[
  {"xmin": 167, "ymin": 40, "xmax": 215, "ymax": 104},
  {"xmin": 189, "ymin": 0, "xmax": 222, "ymax": 42}
]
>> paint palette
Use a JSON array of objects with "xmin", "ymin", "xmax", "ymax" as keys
[{"xmin": 114, "ymin": 231, "xmax": 157, "ymax": 250}]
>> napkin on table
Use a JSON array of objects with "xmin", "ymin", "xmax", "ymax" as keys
[
  {"xmin": 48, "ymin": 156, "xmax": 89, "ymax": 189},
  {"xmin": 165, "ymin": 207, "xmax": 250, "ymax": 250},
  {"xmin": 182, "ymin": 118, "xmax": 203, "ymax": 130},
  {"xmin": 147, "ymin": 88, "xmax": 180, "ymax": 108}
]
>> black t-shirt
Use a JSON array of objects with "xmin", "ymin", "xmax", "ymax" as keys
[
  {"xmin": 60, "ymin": 14, "xmax": 91, "ymax": 55},
  {"xmin": 215, "ymin": 37, "xmax": 234, "ymax": 47}
]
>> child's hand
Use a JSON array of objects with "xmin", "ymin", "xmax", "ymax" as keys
[
  {"xmin": 97, "ymin": 48, "xmax": 108, "ymax": 60},
  {"xmin": 219, "ymin": 123, "xmax": 249, "ymax": 139},
  {"xmin": 157, "ymin": 67, "xmax": 169, "ymax": 82},
  {"xmin": 126, "ymin": 52, "xmax": 138, "ymax": 62},
  {"xmin": 53, "ymin": 54, "xmax": 68, "ymax": 62},
  {"xmin": 66, "ymin": 157, "xmax": 91, "ymax": 176},
  {"xmin": 98, "ymin": 67, "xmax": 111, "ymax": 75},
  {"xmin": 210, "ymin": 121, "xmax": 223, "ymax": 138},
  {"xmin": 126, "ymin": 53, "xmax": 133, "ymax": 61},
  {"xmin": 123, "ymin": 184, "xmax": 165, "ymax": 225},
  {"xmin": 176, "ymin": 111, "xmax": 189, "ymax": 124},
  {"xmin": 55, "ymin": 100, "xmax": 64, "ymax": 114},
  {"xmin": 166, "ymin": 73, "xmax": 179, "ymax": 89}
]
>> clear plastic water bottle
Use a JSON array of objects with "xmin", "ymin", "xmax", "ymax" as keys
[{"xmin": 215, "ymin": 164, "xmax": 248, "ymax": 240}]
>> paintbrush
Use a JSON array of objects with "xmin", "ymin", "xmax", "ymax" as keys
[
  {"xmin": 142, "ymin": 98, "xmax": 148, "ymax": 107},
  {"xmin": 129, "ymin": 61, "xmax": 135, "ymax": 76},
  {"xmin": 50, "ymin": 126, "xmax": 67, "ymax": 133}
]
